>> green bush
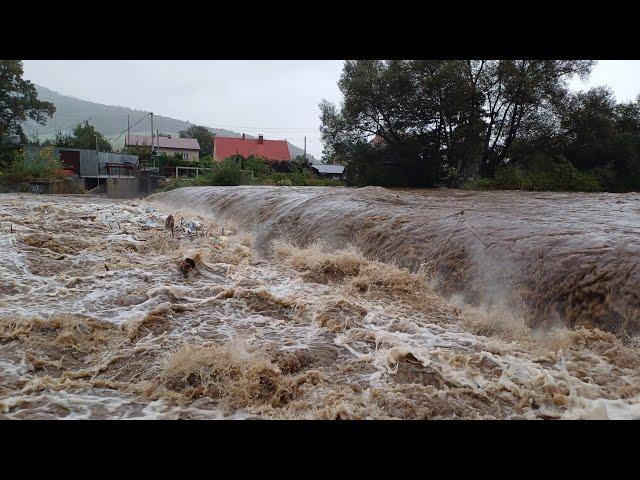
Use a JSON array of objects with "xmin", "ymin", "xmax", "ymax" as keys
[
  {"xmin": 160, "ymin": 153, "xmax": 191, "ymax": 168},
  {"xmin": 155, "ymin": 155, "xmax": 345, "ymax": 192},
  {"xmin": 243, "ymin": 155, "xmax": 273, "ymax": 177},
  {"xmin": 493, "ymin": 164, "xmax": 527, "ymax": 190},
  {"xmin": 590, "ymin": 167, "xmax": 617, "ymax": 191},
  {"xmin": 464, "ymin": 160, "xmax": 604, "ymax": 192},
  {"xmin": 189, "ymin": 159, "xmax": 248, "ymax": 186},
  {"xmin": 197, "ymin": 155, "xmax": 215, "ymax": 168},
  {"xmin": 2, "ymin": 147, "xmax": 65, "ymax": 183},
  {"xmin": 547, "ymin": 160, "xmax": 601, "ymax": 191},
  {"xmin": 0, "ymin": 148, "xmax": 22, "ymax": 171}
]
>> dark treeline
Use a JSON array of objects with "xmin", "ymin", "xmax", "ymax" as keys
[{"xmin": 320, "ymin": 60, "xmax": 640, "ymax": 192}]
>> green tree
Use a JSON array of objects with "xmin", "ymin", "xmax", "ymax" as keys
[
  {"xmin": 55, "ymin": 121, "xmax": 113, "ymax": 152},
  {"xmin": 470, "ymin": 60, "xmax": 593, "ymax": 176},
  {"xmin": 179, "ymin": 125, "xmax": 214, "ymax": 157},
  {"xmin": 320, "ymin": 60, "xmax": 483, "ymax": 186},
  {"xmin": 488, "ymin": 86, "xmax": 640, "ymax": 192},
  {"xmin": 290, "ymin": 155, "xmax": 312, "ymax": 171},
  {"xmin": 614, "ymin": 95, "xmax": 640, "ymax": 134},
  {"xmin": 320, "ymin": 60, "xmax": 594, "ymax": 187},
  {"xmin": 558, "ymin": 86, "xmax": 617, "ymax": 171},
  {"xmin": 0, "ymin": 60, "xmax": 55, "ymax": 143}
]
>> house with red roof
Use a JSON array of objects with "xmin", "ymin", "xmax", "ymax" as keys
[
  {"xmin": 213, "ymin": 134, "xmax": 291, "ymax": 163},
  {"xmin": 125, "ymin": 134, "xmax": 201, "ymax": 162}
]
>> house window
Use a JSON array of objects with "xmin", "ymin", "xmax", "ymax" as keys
[{"xmin": 182, "ymin": 152, "xmax": 189, "ymax": 160}]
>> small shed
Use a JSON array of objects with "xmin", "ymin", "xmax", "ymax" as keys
[
  {"xmin": 55, "ymin": 148, "xmax": 139, "ymax": 177},
  {"xmin": 311, "ymin": 164, "xmax": 345, "ymax": 179}
]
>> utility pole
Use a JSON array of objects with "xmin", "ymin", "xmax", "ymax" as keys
[
  {"xmin": 304, "ymin": 136, "xmax": 307, "ymax": 162},
  {"xmin": 150, "ymin": 112, "xmax": 154, "ymax": 156},
  {"xmin": 126, "ymin": 114, "xmax": 130, "ymax": 154},
  {"xmin": 95, "ymin": 134, "xmax": 100, "ymax": 183}
]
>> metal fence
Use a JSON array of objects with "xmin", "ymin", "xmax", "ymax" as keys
[
  {"xmin": 175, "ymin": 166, "xmax": 215, "ymax": 178},
  {"xmin": 175, "ymin": 166, "xmax": 255, "ymax": 181}
]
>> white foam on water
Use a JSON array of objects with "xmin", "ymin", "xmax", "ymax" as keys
[{"xmin": 1, "ymin": 191, "xmax": 639, "ymax": 420}]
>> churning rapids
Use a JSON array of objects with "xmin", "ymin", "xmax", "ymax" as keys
[{"xmin": 1, "ymin": 187, "xmax": 639, "ymax": 419}]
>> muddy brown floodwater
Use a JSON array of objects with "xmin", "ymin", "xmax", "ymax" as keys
[
  {"xmin": 1, "ymin": 188, "xmax": 639, "ymax": 419},
  {"xmin": 155, "ymin": 186, "xmax": 640, "ymax": 335}
]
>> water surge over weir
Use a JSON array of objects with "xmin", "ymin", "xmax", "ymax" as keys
[
  {"xmin": 2, "ymin": 192, "xmax": 640, "ymax": 419},
  {"xmin": 150, "ymin": 186, "xmax": 640, "ymax": 335}
]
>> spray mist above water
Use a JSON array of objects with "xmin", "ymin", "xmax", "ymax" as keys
[{"xmin": 1, "ymin": 188, "xmax": 639, "ymax": 420}]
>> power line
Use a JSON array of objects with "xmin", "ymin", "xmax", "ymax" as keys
[
  {"xmin": 31, "ymin": 116, "xmax": 93, "ymax": 137},
  {"xmin": 208, "ymin": 130, "xmax": 322, "ymax": 141},
  {"xmin": 207, "ymin": 123, "xmax": 319, "ymax": 133},
  {"xmin": 107, "ymin": 112, "xmax": 150, "ymax": 142}
]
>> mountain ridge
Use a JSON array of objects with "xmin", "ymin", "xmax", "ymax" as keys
[{"xmin": 22, "ymin": 85, "xmax": 316, "ymax": 162}]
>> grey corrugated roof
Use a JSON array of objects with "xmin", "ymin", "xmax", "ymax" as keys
[{"xmin": 312, "ymin": 164, "xmax": 345, "ymax": 174}]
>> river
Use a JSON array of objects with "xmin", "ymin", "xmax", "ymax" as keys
[{"xmin": 0, "ymin": 187, "xmax": 638, "ymax": 419}]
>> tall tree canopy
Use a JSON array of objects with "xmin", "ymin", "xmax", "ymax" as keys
[
  {"xmin": 320, "ymin": 59, "xmax": 597, "ymax": 187},
  {"xmin": 0, "ymin": 60, "xmax": 55, "ymax": 142},
  {"xmin": 51, "ymin": 121, "xmax": 113, "ymax": 152},
  {"xmin": 179, "ymin": 125, "xmax": 214, "ymax": 157},
  {"xmin": 471, "ymin": 60, "xmax": 593, "ymax": 176}
]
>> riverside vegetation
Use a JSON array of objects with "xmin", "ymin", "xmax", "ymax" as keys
[
  {"xmin": 4, "ymin": 59, "xmax": 640, "ymax": 193},
  {"xmin": 0, "ymin": 146, "xmax": 72, "ymax": 191},
  {"xmin": 158, "ymin": 154, "xmax": 345, "ymax": 191},
  {"xmin": 320, "ymin": 60, "xmax": 640, "ymax": 192}
]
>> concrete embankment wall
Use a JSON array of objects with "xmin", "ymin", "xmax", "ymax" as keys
[
  {"xmin": 28, "ymin": 178, "xmax": 84, "ymax": 194},
  {"xmin": 106, "ymin": 176, "xmax": 162, "ymax": 199}
]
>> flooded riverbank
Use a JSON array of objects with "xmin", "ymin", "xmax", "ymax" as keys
[{"xmin": 1, "ymin": 189, "xmax": 639, "ymax": 419}]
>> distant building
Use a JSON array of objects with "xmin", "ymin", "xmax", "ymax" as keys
[
  {"xmin": 214, "ymin": 134, "xmax": 291, "ymax": 162},
  {"xmin": 125, "ymin": 134, "xmax": 200, "ymax": 162},
  {"xmin": 312, "ymin": 164, "xmax": 345, "ymax": 179}
]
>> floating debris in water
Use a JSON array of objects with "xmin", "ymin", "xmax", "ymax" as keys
[{"xmin": 178, "ymin": 257, "xmax": 196, "ymax": 277}]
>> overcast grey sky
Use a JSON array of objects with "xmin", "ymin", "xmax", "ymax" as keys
[{"xmin": 21, "ymin": 60, "xmax": 640, "ymax": 158}]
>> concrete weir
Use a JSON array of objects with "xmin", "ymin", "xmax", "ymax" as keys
[{"xmin": 106, "ymin": 176, "xmax": 161, "ymax": 199}]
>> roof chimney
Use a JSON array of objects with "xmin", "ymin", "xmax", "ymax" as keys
[
  {"xmin": 242, "ymin": 133, "xmax": 245, "ymax": 140},
  {"xmin": 258, "ymin": 134, "xmax": 264, "ymax": 144}
]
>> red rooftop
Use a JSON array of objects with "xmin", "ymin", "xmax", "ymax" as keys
[{"xmin": 214, "ymin": 134, "xmax": 291, "ymax": 162}]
